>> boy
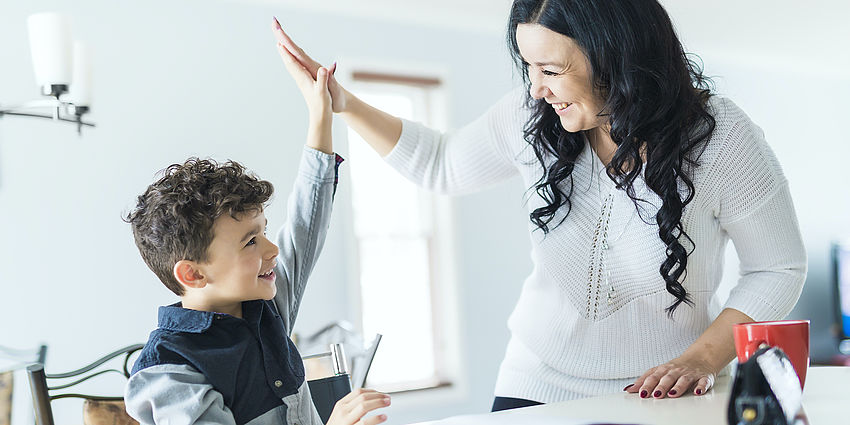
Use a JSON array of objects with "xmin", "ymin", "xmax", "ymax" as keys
[{"xmin": 123, "ymin": 19, "xmax": 389, "ymax": 425}]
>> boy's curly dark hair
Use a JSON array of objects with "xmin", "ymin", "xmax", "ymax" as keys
[{"xmin": 124, "ymin": 158, "xmax": 274, "ymax": 296}]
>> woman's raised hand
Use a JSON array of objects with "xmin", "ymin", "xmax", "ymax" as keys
[
  {"xmin": 272, "ymin": 17, "xmax": 347, "ymax": 113},
  {"xmin": 326, "ymin": 388, "xmax": 390, "ymax": 425}
]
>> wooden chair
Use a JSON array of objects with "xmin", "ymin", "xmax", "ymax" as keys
[
  {"xmin": 27, "ymin": 344, "xmax": 143, "ymax": 425},
  {"xmin": 0, "ymin": 344, "xmax": 48, "ymax": 425}
]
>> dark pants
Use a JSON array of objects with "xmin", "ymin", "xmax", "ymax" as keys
[{"xmin": 491, "ymin": 396, "xmax": 544, "ymax": 412}]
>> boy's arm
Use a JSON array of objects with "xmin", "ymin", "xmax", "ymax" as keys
[
  {"xmin": 272, "ymin": 147, "xmax": 340, "ymax": 333},
  {"xmin": 125, "ymin": 364, "xmax": 237, "ymax": 425},
  {"xmin": 272, "ymin": 30, "xmax": 338, "ymax": 333}
]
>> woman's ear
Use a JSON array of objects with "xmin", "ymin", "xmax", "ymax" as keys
[{"xmin": 173, "ymin": 260, "xmax": 207, "ymax": 289}]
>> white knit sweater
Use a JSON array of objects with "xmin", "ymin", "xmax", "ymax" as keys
[{"xmin": 383, "ymin": 88, "xmax": 807, "ymax": 402}]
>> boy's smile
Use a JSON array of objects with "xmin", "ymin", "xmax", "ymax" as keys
[{"xmin": 180, "ymin": 209, "xmax": 280, "ymax": 318}]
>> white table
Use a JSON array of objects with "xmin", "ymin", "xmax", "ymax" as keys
[{"xmin": 410, "ymin": 366, "xmax": 849, "ymax": 425}]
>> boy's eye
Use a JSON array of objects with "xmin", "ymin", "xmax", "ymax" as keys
[{"xmin": 246, "ymin": 237, "xmax": 256, "ymax": 247}]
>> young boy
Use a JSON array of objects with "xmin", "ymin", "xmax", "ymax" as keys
[{"xmin": 123, "ymin": 19, "xmax": 389, "ymax": 425}]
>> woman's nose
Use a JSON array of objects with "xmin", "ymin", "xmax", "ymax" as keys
[{"xmin": 528, "ymin": 75, "xmax": 550, "ymax": 100}]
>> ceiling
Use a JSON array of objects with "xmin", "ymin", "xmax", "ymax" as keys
[
  {"xmin": 246, "ymin": 0, "xmax": 514, "ymax": 34},
  {"xmin": 242, "ymin": 0, "xmax": 849, "ymax": 74}
]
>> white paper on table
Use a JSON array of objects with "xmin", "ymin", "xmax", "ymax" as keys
[{"xmin": 424, "ymin": 412, "xmax": 645, "ymax": 425}]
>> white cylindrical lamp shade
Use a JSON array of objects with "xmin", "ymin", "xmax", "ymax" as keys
[
  {"xmin": 27, "ymin": 12, "xmax": 73, "ymax": 88},
  {"xmin": 68, "ymin": 42, "xmax": 93, "ymax": 106}
]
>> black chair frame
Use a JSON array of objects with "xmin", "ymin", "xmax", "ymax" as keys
[{"xmin": 27, "ymin": 344, "xmax": 143, "ymax": 425}]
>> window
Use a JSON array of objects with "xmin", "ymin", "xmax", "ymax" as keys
[{"xmin": 345, "ymin": 72, "xmax": 453, "ymax": 391}]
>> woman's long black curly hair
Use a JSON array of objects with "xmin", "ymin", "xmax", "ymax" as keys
[{"xmin": 508, "ymin": 0, "xmax": 716, "ymax": 316}]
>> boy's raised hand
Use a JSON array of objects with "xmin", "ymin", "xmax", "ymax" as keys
[
  {"xmin": 327, "ymin": 388, "xmax": 390, "ymax": 425},
  {"xmin": 272, "ymin": 17, "xmax": 347, "ymax": 113},
  {"xmin": 275, "ymin": 39, "xmax": 332, "ymax": 121}
]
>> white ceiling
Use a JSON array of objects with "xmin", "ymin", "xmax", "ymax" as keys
[
  {"xmin": 242, "ymin": 0, "xmax": 849, "ymax": 74},
  {"xmin": 245, "ymin": 0, "xmax": 515, "ymax": 34}
]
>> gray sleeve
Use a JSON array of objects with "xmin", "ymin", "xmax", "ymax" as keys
[
  {"xmin": 272, "ymin": 146, "xmax": 339, "ymax": 333},
  {"xmin": 124, "ymin": 364, "xmax": 237, "ymax": 425}
]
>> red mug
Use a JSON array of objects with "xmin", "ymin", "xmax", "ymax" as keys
[{"xmin": 732, "ymin": 320, "xmax": 810, "ymax": 388}]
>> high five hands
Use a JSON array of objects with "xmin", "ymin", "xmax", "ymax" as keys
[{"xmin": 272, "ymin": 17, "xmax": 348, "ymax": 113}]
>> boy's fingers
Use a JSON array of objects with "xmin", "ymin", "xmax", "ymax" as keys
[
  {"xmin": 316, "ymin": 67, "xmax": 329, "ymax": 91},
  {"xmin": 361, "ymin": 414, "xmax": 388, "ymax": 425},
  {"xmin": 348, "ymin": 398, "xmax": 389, "ymax": 419},
  {"xmin": 337, "ymin": 388, "xmax": 375, "ymax": 405}
]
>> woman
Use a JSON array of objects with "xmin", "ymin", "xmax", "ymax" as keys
[{"xmin": 272, "ymin": 0, "xmax": 806, "ymax": 411}]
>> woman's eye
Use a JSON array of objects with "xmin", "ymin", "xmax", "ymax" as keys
[{"xmin": 542, "ymin": 69, "xmax": 559, "ymax": 76}]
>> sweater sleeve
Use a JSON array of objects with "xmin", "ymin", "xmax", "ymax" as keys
[
  {"xmin": 383, "ymin": 88, "xmax": 526, "ymax": 195},
  {"xmin": 712, "ymin": 104, "xmax": 807, "ymax": 321}
]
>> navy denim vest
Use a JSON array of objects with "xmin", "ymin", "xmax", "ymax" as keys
[{"xmin": 133, "ymin": 300, "xmax": 305, "ymax": 424}]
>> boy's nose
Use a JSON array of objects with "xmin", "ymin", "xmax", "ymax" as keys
[{"xmin": 264, "ymin": 238, "xmax": 280, "ymax": 259}]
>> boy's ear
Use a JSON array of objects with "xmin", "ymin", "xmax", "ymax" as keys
[{"xmin": 173, "ymin": 260, "xmax": 207, "ymax": 289}]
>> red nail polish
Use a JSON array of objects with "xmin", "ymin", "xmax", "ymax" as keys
[
  {"xmin": 668, "ymin": 389, "xmax": 677, "ymax": 396},
  {"xmin": 696, "ymin": 388, "xmax": 702, "ymax": 395},
  {"xmin": 640, "ymin": 390, "xmax": 648, "ymax": 398},
  {"xmin": 273, "ymin": 17, "xmax": 281, "ymax": 29},
  {"xmin": 653, "ymin": 390, "xmax": 662, "ymax": 398},
  {"xmin": 623, "ymin": 384, "xmax": 634, "ymax": 391}
]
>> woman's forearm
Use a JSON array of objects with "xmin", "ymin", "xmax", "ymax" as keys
[
  {"xmin": 680, "ymin": 307, "xmax": 753, "ymax": 373},
  {"xmin": 339, "ymin": 88, "xmax": 403, "ymax": 157}
]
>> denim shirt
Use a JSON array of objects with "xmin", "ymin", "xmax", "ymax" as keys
[{"xmin": 125, "ymin": 147, "xmax": 342, "ymax": 425}]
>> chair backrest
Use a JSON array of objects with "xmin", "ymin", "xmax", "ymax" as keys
[
  {"xmin": 27, "ymin": 344, "xmax": 143, "ymax": 425},
  {"xmin": 303, "ymin": 344, "xmax": 351, "ymax": 424}
]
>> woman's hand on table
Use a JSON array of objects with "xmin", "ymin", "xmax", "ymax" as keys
[
  {"xmin": 624, "ymin": 355, "xmax": 717, "ymax": 399},
  {"xmin": 272, "ymin": 17, "xmax": 348, "ymax": 113}
]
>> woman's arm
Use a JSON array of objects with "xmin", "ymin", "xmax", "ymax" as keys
[
  {"xmin": 627, "ymin": 102, "xmax": 806, "ymax": 400},
  {"xmin": 338, "ymin": 87, "xmax": 402, "ymax": 157},
  {"xmin": 271, "ymin": 19, "xmax": 521, "ymax": 195}
]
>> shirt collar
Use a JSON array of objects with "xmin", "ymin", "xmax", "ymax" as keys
[{"xmin": 157, "ymin": 300, "xmax": 267, "ymax": 333}]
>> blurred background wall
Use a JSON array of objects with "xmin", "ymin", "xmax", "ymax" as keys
[{"xmin": 1, "ymin": 1, "xmax": 847, "ymax": 424}]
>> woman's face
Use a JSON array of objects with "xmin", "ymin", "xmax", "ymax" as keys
[{"xmin": 515, "ymin": 24, "xmax": 607, "ymax": 133}]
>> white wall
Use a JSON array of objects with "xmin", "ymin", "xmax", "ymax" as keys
[
  {"xmin": 0, "ymin": 1, "xmax": 522, "ymax": 424},
  {"xmin": 1, "ymin": 1, "xmax": 848, "ymax": 425}
]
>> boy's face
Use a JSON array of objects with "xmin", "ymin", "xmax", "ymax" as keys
[{"xmin": 198, "ymin": 209, "xmax": 279, "ymax": 311}]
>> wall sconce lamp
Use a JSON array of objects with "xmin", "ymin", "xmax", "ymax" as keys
[{"xmin": 0, "ymin": 13, "xmax": 95, "ymax": 135}]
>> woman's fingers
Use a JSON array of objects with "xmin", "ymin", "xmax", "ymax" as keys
[
  {"xmin": 638, "ymin": 369, "xmax": 666, "ymax": 399},
  {"xmin": 651, "ymin": 370, "xmax": 684, "ymax": 399},
  {"xmin": 665, "ymin": 373, "xmax": 699, "ymax": 398},
  {"xmin": 693, "ymin": 374, "xmax": 714, "ymax": 396},
  {"xmin": 276, "ymin": 42, "xmax": 313, "ymax": 87},
  {"xmin": 272, "ymin": 17, "xmax": 322, "ymax": 77}
]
